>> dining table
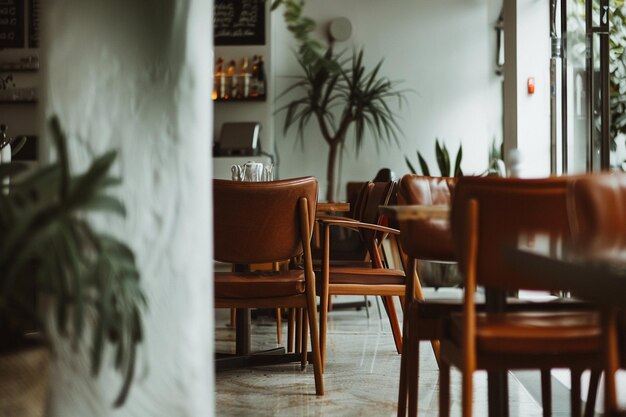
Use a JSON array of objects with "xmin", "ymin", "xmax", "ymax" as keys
[
  {"xmin": 381, "ymin": 204, "xmax": 511, "ymax": 417},
  {"xmin": 506, "ymin": 235, "xmax": 626, "ymax": 416},
  {"xmin": 507, "ymin": 236, "xmax": 626, "ymax": 307},
  {"xmin": 216, "ymin": 200, "xmax": 350, "ymax": 371}
]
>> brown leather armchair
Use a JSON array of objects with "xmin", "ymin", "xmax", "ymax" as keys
[
  {"xmin": 438, "ymin": 176, "xmax": 605, "ymax": 417},
  {"xmin": 213, "ymin": 176, "xmax": 323, "ymax": 395},
  {"xmin": 317, "ymin": 180, "xmax": 404, "ymax": 370},
  {"xmin": 395, "ymin": 175, "xmax": 458, "ymax": 417},
  {"xmin": 567, "ymin": 173, "xmax": 626, "ymax": 415}
]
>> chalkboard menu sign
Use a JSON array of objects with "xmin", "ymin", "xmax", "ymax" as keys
[
  {"xmin": 214, "ymin": 0, "xmax": 265, "ymax": 46},
  {"xmin": 0, "ymin": 0, "xmax": 25, "ymax": 48},
  {"xmin": 28, "ymin": 0, "xmax": 38, "ymax": 48}
]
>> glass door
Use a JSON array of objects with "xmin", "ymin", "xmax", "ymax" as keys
[{"xmin": 556, "ymin": 0, "xmax": 610, "ymax": 173}]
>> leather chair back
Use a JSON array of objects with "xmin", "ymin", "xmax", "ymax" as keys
[
  {"xmin": 451, "ymin": 176, "xmax": 571, "ymax": 291},
  {"xmin": 358, "ymin": 181, "xmax": 396, "ymax": 243},
  {"xmin": 568, "ymin": 173, "xmax": 626, "ymax": 250},
  {"xmin": 213, "ymin": 176, "xmax": 318, "ymax": 264},
  {"xmin": 397, "ymin": 174, "xmax": 456, "ymax": 262}
]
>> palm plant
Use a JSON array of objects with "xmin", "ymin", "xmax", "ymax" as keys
[
  {"xmin": 0, "ymin": 116, "xmax": 146, "ymax": 406},
  {"xmin": 273, "ymin": 0, "xmax": 406, "ymax": 201},
  {"xmin": 405, "ymin": 139, "xmax": 463, "ymax": 177}
]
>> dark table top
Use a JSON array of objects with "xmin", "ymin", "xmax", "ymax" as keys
[{"xmin": 507, "ymin": 236, "xmax": 626, "ymax": 308}]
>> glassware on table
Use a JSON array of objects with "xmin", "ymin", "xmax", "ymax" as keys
[{"xmin": 231, "ymin": 161, "xmax": 273, "ymax": 182}]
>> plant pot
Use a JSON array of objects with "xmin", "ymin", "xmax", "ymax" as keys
[{"xmin": 0, "ymin": 342, "xmax": 50, "ymax": 417}]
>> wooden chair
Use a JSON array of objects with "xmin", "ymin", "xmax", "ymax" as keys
[
  {"xmin": 394, "ymin": 175, "xmax": 458, "ymax": 417},
  {"xmin": 396, "ymin": 174, "xmax": 594, "ymax": 417},
  {"xmin": 439, "ymin": 176, "xmax": 605, "ymax": 417},
  {"xmin": 213, "ymin": 176, "xmax": 323, "ymax": 395},
  {"xmin": 568, "ymin": 174, "xmax": 626, "ymax": 416},
  {"xmin": 318, "ymin": 180, "xmax": 404, "ymax": 369}
]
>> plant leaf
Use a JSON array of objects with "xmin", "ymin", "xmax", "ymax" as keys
[
  {"xmin": 417, "ymin": 152, "xmax": 431, "ymax": 176},
  {"xmin": 454, "ymin": 144, "xmax": 463, "ymax": 177}
]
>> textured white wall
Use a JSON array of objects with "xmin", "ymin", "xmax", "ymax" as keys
[
  {"xmin": 516, "ymin": 0, "xmax": 551, "ymax": 177},
  {"xmin": 272, "ymin": 0, "xmax": 503, "ymax": 198},
  {"xmin": 43, "ymin": 0, "xmax": 214, "ymax": 416}
]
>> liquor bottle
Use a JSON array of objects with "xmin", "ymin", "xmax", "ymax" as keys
[
  {"xmin": 240, "ymin": 57, "xmax": 250, "ymax": 98},
  {"xmin": 227, "ymin": 60, "xmax": 237, "ymax": 99},
  {"xmin": 215, "ymin": 57, "xmax": 226, "ymax": 100},
  {"xmin": 250, "ymin": 55, "xmax": 259, "ymax": 97},
  {"xmin": 0, "ymin": 124, "xmax": 11, "ymax": 190},
  {"xmin": 257, "ymin": 55, "xmax": 266, "ymax": 97}
]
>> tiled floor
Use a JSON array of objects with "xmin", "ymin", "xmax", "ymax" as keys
[{"xmin": 214, "ymin": 296, "xmax": 582, "ymax": 417}]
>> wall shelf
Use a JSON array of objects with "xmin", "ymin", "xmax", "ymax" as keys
[
  {"xmin": 0, "ymin": 57, "xmax": 40, "ymax": 72},
  {"xmin": 0, "ymin": 88, "xmax": 38, "ymax": 103},
  {"xmin": 213, "ymin": 96, "xmax": 266, "ymax": 103},
  {"xmin": 0, "ymin": 99, "xmax": 38, "ymax": 104}
]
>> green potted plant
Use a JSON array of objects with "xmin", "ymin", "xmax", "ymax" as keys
[
  {"xmin": 0, "ymin": 116, "xmax": 146, "ymax": 415},
  {"xmin": 405, "ymin": 139, "xmax": 463, "ymax": 177},
  {"xmin": 272, "ymin": 0, "xmax": 407, "ymax": 201}
]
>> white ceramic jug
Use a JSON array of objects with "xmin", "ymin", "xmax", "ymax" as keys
[{"xmin": 231, "ymin": 161, "xmax": 273, "ymax": 182}]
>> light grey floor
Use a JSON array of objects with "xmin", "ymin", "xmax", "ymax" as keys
[{"xmin": 215, "ymin": 296, "xmax": 582, "ymax": 417}]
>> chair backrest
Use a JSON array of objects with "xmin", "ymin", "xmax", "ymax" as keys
[
  {"xmin": 397, "ymin": 174, "xmax": 456, "ymax": 262},
  {"xmin": 451, "ymin": 176, "xmax": 571, "ymax": 291},
  {"xmin": 213, "ymin": 176, "xmax": 318, "ymax": 264},
  {"xmin": 397, "ymin": 175, "xmax": 455, "ymax": 206},
  {"xmin": 354, "ymin": 181, "xmax": 397, "ymax": 265},
  {"xmin": 346, "ymin": 168, "xmax": 396, "ymax": 218},
  {"xmin": 568, "ymin": 173, "xmax": 626, "ymax": 250},
  {"xmin": 357, "ymin": 181, "xmax": 396, "ymax": 224}
]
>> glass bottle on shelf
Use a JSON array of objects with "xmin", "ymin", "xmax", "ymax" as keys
[
  {"xmin": 227, "ymin": 60, "xmax": 237, "ymax": 99},
  {"xmin": 215, "ymin": 57, "xmax": 226, "ymax": 100},
  {"xmin": 240, "ymin": 57, "xmax": 250, "ymax": 98},
  {"xmin": 257, "ymin": 55, "xmax": 266, "ymax": 98},
  {"xmin": 250, "ymin": 55, "xmax": 259, "ymax": 97}
]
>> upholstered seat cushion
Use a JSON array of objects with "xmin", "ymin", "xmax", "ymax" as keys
[
  {"xmin": 215, "ymin": 270, "xmax": 306, "ymax": 298},
  {"xmin": 450, "ymin": 311, "xmax": 602, "ymax": 353}
]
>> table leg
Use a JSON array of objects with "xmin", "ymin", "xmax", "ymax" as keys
[
  {"xmin": 488, "ymin": 370, "xmax": 509, "ymax": 417},
  {"xmin": 486, "ymin": 288, "xmax": 509, "ymax": 417},
  {"xmin": 235, "ymin": 308, "xmax": 251, "ymax": 355}
]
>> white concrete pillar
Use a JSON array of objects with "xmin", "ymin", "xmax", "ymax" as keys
[
  {"xmin": 504, "ymin": 0, "xmax": 551, "ymax": 177},
  {"xmin": 43, "ymin": 1, "xmax": 214, "ymax": 415}
]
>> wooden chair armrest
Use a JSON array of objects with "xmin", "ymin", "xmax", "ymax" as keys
[
  {"xmin": 323, "ymin": 218, "xmax": 400, "ymax": 235},
  {"xmin": 315, "ymin": 214, "xmax": 357, "ymax": 222}
]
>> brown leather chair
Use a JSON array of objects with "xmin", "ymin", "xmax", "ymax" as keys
[
  {"xmin": 213, "ymin": 176, "xmax": 323, "ymax": 395},
  {"xmin": 318, "ymin": 180, "xmax": 404, "ymax": 370},
  {"xmin": 395, "ymin": 175, "xmax": 457, "ymax": 417},
  {"xmin": 568, "ymin": 174, "xmax": 626, "ymax": 416},
  {"xmin": 438, "ymin": 176, "xmax": 605, "ymax": 417}
]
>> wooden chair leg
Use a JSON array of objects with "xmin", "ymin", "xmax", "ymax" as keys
[
  {"xmin": 603, "ymin": 308, "xmax": 620, "ymax": 415},
  {"xmin": 584, "ymin": 370, "xmax": 601, "ymax": 417},
  {"xmin": 397, "ymin": 334, "xmax": 408, "ymax": 417},
  {"xmin": 306, "ymin": 288, "xmax": 324, "ymax": 396},
  {"xmin": 462, "ymin": 367, "xmax": 473, "ymax": 417},
  {"xmin": 276, "ymin": 308, "xmax": 282, "ymax": 345},
  {"xmin": 571, "ymin": 369, "xmax": 582, "ymax": 417},
  {"xmin": 301, "ymin": 310, "xmax": 308, "ymax": 370},
  {"xmin": 382, "ymin": 295, "xmax": 403, "ymax": 354},
  {"xmin": 541, "ymin": 368, "xmax": 552, "ymax": 417},
  {"xmin": 439, "ymin": 360, "xmax": 450, "ymax": 417},
  {"xmin": 230, "ymin": 308, "xmax": 236, "ymax": 327},
  {"xmin": 407, "ymin": 315, "xmax": 420, "ymax": 417},
  {"xmin": 320, "ymin": 288, "xmax": 330, "ymax": 373},
  {"xmin": 296, "ymin": 308, "xmax": 303, "ymax": 353},
  {"xmin": 287, "ymin": 308, "xmax": 296, "ymax": 353},
  {"xmin": 431, "ymin": 339, "xmax": 441, "ymax": 368}
]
